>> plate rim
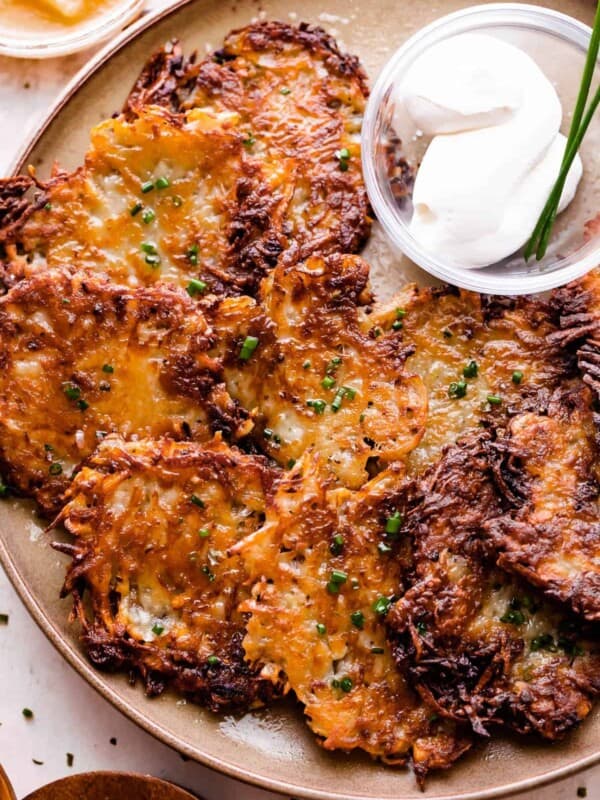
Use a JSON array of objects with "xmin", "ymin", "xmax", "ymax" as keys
[{"xmin": 0, "ymin": 1, "xmax": 599, "ymax": 797}]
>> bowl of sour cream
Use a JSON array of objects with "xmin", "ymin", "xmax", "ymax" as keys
[{"xmin": 362, "ymin": 3, "xmax": 600, "ymax": 295}]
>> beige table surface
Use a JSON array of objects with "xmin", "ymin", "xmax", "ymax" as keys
[{"xmin": 0, "ymin": 2, "xmax": 598, "ymax": 799}]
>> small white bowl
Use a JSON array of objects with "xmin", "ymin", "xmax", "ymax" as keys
[
  {"xmin": 362, "ymin": 3, "xmax": 600, "ymax": 295},
  {"xmin": 0, "ymin": 0, "xmax": 144, "ymax": 59}
]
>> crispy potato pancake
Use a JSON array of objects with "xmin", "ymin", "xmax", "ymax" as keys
[
  {"xmin": 0, "ymin": 270, "xmax": 249, "ymax": 514},
  {"xmin": 0, "ymin": 106, "xmax": 288, "ymax": 295},
  {"xmin": 208, "ymin": 253, "xmax": 427, "ymax": 488},
  {"xmin": 485, "ymin": 386, "xmax": 600, "ymax": 621},
  {"xmin": 126, "ymin": 22, "xmax": 371, "ymax": 262},
  {"xmin": 387, "ymin": 430, "xmax": 600, "ymax": 739},
  {"xmin": 54, "ymin": 435, "xmax": 281, "ymax": 712},
  {"xmin": 236, "ymin": 456, "xmax": 470, "ymax": 782},
  {"xmin": 365, "ymin": 286, "xmax": 570, "ymax": 475}
]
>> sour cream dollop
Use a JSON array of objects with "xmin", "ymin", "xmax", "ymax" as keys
[{"xmin": 397, "ymin": 33, "xmax": 583, "ymax": 268}]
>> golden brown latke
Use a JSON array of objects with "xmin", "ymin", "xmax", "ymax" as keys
[
  {"xmin": 235, "ymin": 455, "xmax": 471, "ymax": 783},
  {"xmin": 125, "ymin": 21, "xmax": 371, "ymax": 262},
  {"xmin": 208, "ymin": 253, "xmax": 427, "ymax": 488},
  {"xmin": 387, "ymin": 427, "xmax": 600, "ymax": 740},
  {"xmin": 0, "ymin": 270, "xmax": 249, "ymax": 514},
  {"xmin": 0, "ymin": 106, "xmax": 287, "ymax": 296},
  {"xmin": 366, "ymin": 286, "xmax": 570, "ymax": 476},
  {"xmin": 53, "ymin": 435, "xmax": 281, "ymax": 712},
  {"xmin": 485, "ymin": 386, "xmax": 600, "ymax": 621}
]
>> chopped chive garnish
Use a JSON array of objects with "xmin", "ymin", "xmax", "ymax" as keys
[
  {"xmin": 22, "ymin": 708, "xmax": 34, "ymax": 719},
  {"xmin": 530, "ymin": 633, "xmax": 556, "ymax": 652},
  {"xmin": 66, "ymin": 753, "xmax": 74, "ymax": 767},
  {"xmin": 335, "ymin": 147, "xmax": 351, "ymax": 171},
  {"xmin": 307, "ymin": 398, "xmax": 326, "ymax": 415},
  {"xmin": 280, "ymin": 87, "xmax": 292, "ymax": 95},
  {"xmin": 130, "ymin": 202, "xmax": 143, "ymax": 217},
  {"xmin": 500, "ymin": 608, "xmax": 525, "ymax": 625},
  {"xmin": 316, "ymin": 622, "xmax": 326, "ymax": 635},
  {"xmin": 77, "ymin": 399, "xmax": 89, "ymax": 411},
  {"xmin": 142, "ymin": 208, "xmax": 156, "ymax": 224},
  {"xmin": 62, "ymin": 382, "xmax": 81, "ymax": 401},
  {"xmin": 371, "ymin": 646, "xmax": 384, "ymax": 654},
  {"xmin": 512, "ymin": 370, "xmax": 523, "ymax": 384},
  {"xmin": 378, "ymin": 541, "xmax": 392, "ymax": 554},
  {"xmin": 339, "ymin": 677, "xmax": 353, "ymax": 692},
  {"xmin": 172, "ymin": 195, "xmax": 183, "ymax": 207},
  {"xmin": 140, "ymin": 242, "xmax": 157, "ymax": 254},
  {"xmin": 443, "ymin": 328, "xmax": 452, "ymax": 338},
  {"xmin": 385, "ymin": 510, "xmax": 402, "ymax": 535},
  {"xmin": 448, "ymin": 380, "xmax": 467, "ymax": 399},
  {"xmin": 330, "ymin": 533, "xmax": 344, "ymax": 555},
  {"xmin": 201, "ymin": 565, "xmax": 216, "ymax": 582},
  {"xmin": 242, "ymin": 132, "xmax": 256, "ymax": 147},
  {"xmin": 330, "ymin": 569, "xmax": 348, "ymax": 584},
  {"xmin": 373, "ymin": 327, "xmax": 382, "ymax": 338},
  {"xmin": 415, "ymin": 620, "xmax": 427, "ymax": 634},
  {"xmin": 326, "ymin": 356, "xmax": 342, "ymax": 374},
  {"xmin": 372, "ymin": 596, "xmax": 391, "ymax": 616},
  {"xmin": 350, "ymin": 610, "xmax": 364, "ymax": 629},
  {"xmin": 396, "ymin": 308, "xmax": 407, "ymax": 319},
  {"xmin": 321, "ymin": 375, "xmax": 336, "ymax": 390},
  {"xmin": 187, "ymin": 243, "xmax": 199, "ymax": 265},
  {"xmin": 102, "ymin": 364, "xmax": 114, "ymax": 373},
  {"xmin": 141, "ymin": 180, "xmax": 154, "ymax": 193},
  {"xmin": 186, "ymin": 278, "xmax": 207, "ymax": 297},
  {"xmin": 198, "ymin": 529, "xmax": 210, "ymax": 538},
  {"xmin": 331, "ymin": 386, "xmax": 356, "ymax": 413},
  {"xmin": 331, "ymin": 679, "xmax": 340, "ymax": 688},
  {"xmin": 0, "ymin": 613, "xmax": 8, "ymax": 624},
  {"xmin": 145, "ymin": 254, "xmax": 161, "ymax": 267},
  {"xmin": 351, "ymin": 578, "xmax": 360, "ymax": 590},
  {"xmin": 155, "ymin": 176, "xmax": 170, "ymax": 189},
  {"xmin": 263, "ymin": 428, "xmax": 282, "ymax": 444},
  {"xmin": 44, "ymin": 202, "xmax": 52, "ymax": 211},
  {"xmin": 287, "ymin": 459, "xmax": 296, "ymax": 469},
  {"xmin": 152, "ymin": 623, "xmax": 164, "ymax": 636},
  {"xmin": 463, "ymin": 360, "xmax": 478, "ymax": 378},
  {"xmin": 191, "ymin": 494, "xmax": 205, "ymax": 508},
  {"xmin": 207, "ymin": 655, "xmax": 220, "ymax": 666},
  {"xmin": 392, "ymin": 320, "xmax": 403, "ymax": 330},
  {"xmin": 240, "ymin": 335, "xmax": 259, "ymax": 361},
  {"xmin": 303, "ymin": 360, "xmax": 311, "ymax": 370},
  {"xmin": 487, "ymin": 394, "xmax": 502, "ymax": 406},
  {"xmin": 342, "ymin": 386, "xmax": 357, "ymax": 400}
]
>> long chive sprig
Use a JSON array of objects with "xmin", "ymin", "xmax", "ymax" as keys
[{"xmin": 525, "ymin": 1, "xmax": 600, "ymax": 261}]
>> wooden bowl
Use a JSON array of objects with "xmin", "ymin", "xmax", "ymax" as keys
[{"xmin": 22, "ymin": 772, "xmax": 199, "ymax": 800}]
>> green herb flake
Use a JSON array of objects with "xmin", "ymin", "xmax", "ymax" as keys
[
  {"xmin": 500, "ymin": 608, "xmax": 525, "ymax": 626},
  {"xmin": 207, "ymin": 655, "xmax": 220, "ymax": 667},
  {"xmin": 142, "ymin": 208, "xmax": 156, "ymax": 225},
  {"xmin": 280, "ymin": 87, "xmax": 292, "ymax": 95},
  {"xmin": 350, "ymin": 610, "xmax": 364, "ymax": 629},
  {"xmin": 372, "ymin": 596, "xmax": 391, "ymax": 616},
  {"xmin": 62, "ymin": 382, "xmax": 81, "ymax": 401},
  {"xmin": 172, "ymin": 195, "xmax": 183, "ymax": 207},
  {"xmin": 155, "ymin": 176, "xmax": 170, "ymax": 190},
  {"xmin": 448, "ymin": 380, "xmax": 467, "ymax": 399},
  {"xmin": 371, "ymin": 646, "xmax": 384, "ymax": 654},
  {"xmin": 385, "ymin": 510, "xmax": 403, "ymax": 535},
  {"xmin": 287, "ymin": 459, "xmax": 296, "ymax": 469},
  {"xmin": 415, "ymin": 620, "xmax": 427, "ymax": 635},
  {"xmin": 187, "ymin": 243, "xmax": 199, "ymax": 265},
  {"xmin": 392, "ymin": 320, "xmax": 403, "ymax": 331},
  {"xmin": 335, "ymin": 147, "xmax": 351, "ymax": 171},
  {"xmin": 49, "ymin": 462, "xmax": 63, "ymax": 476},
  {"xmin": 198, "ymin": 529, "xmax": 210, "ymax": 538},
  {"xmin": 43, "ymin": 202, "xmax": 52, "ymax": 211},
  {"xmin": 340, "ymin": 677, "xmax": 353, "ymax": 692},
  {"xmin": 77, "ymin": 399, "xmax": 89, "ymax": 411},
  {"xmin": 242, "ymin": 132, "xmax": 256, "ymax": 148},
  {"xmin": 302, "ymin": 360, "xmax": 311, "ymax": 370},
  {"xmin": 22, "ymin": 708, "xmax": 34, "ymax": 719},
  {"xmin": 330, "ymin": 533, "xmax": 345, "ymax": 555},
  {"xmin": 487, "ymin": 394, "xmax": 503, "ymax": 406},
  {"xmin": 186, "ymin": 278, "xmax": 207, "ymax": 297},
  {"xmin": 463, "ymin": 360, "xmax": 478, "ymax": 378},
  {"xmin": 141, "ymin": 180, "xmax": 155, "ymax": 194},
  {"xmin": 102, "ymin": 364, "xmax": 114, "ymax": 374},
  {"xmin": 378, "ymin": 541, "xmax": 392, "ymax": 554},
  {"xmin": 145, "ymin": 254, "xmax": 161, "ymax": 268},
  {"xmin": 130, "ymin": 202, "xmax": 143, "ymax": 217},
  {"xmin": 152, "ymin": 623, "xmax": 164, "ymax": 636},
  {"xmin": 240, "ymin": 335, "xmax": 259, "ymax": 361},
  {"xmin": 326, "ymin": 356, "xmax": 342, "ymax": 375},
  {"xmin": 201, "ymin": 565, "xmax": 216, "ymax": 582},
  {"xmin": 140, "ymin": 241, "xmax": 157, "ymax": 254},
  {"xmin": 316, "ymin": 622, "xmax": 326, "ymax": 635},
  {"xmin": 307, "ymin": 398, "xmax": 326, "ymax": 415},
  {"xmin": 512, "ymin": 370, "xmax": 524, "ymax": 384},
  {"xmin": 321, "ymin": 375, "xmax": 336, "ymax": 390},
  {"xmin": 191, "ymin": 494, "xmax": 205, "ymax": 508}
]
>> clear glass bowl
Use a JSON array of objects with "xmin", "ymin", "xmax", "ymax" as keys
[
  {"xmin": 362, "ymin": 2, "xmax": 600, "ymax": 295},
  {"xmin": 0, "ymin": 0, "xmax": 144, "ymax": 59}
]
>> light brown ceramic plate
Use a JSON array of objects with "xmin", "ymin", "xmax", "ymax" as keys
[{"xmin": 1, "ymin": 1, "xmax": 599, "ymax": 798}]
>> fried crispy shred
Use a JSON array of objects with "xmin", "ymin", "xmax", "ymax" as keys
[
  {"xmin": 0, "ymin": 270, "xmax": 249, "ymax": 514},
  {"xmin": 209, "ymin": 253, "xmax": 427, "ymax": 488},
  {"xmin": 54, "ymin": 435, "xmax": 281, "ymax": 712},
  {"xmin": 387, "ymin": 430, "xmax": 600, "ymax": 739},
  {"xmin": 236, "ymin": 455, "xmax": 471, "ymax": 781}
]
